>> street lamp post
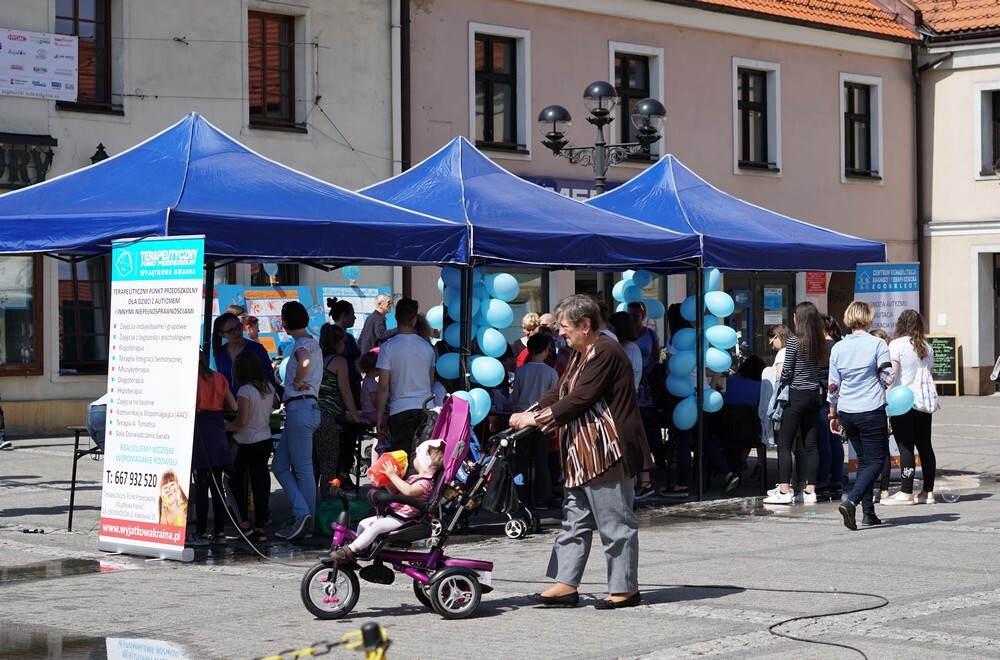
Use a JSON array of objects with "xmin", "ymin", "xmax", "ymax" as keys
[{"xmin": 537, "ymin": 80, "xmax": 666, "ymax": 194}]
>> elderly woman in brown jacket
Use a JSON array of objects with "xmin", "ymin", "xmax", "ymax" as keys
[{"xmin": 510, "ymin": 294, "xmax": 651, "ymax": 610}]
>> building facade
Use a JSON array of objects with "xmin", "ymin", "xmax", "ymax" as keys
[
  {"xmin": 405, "ymin": 0, "xmax": 919, "ymax": 359},
  {"xmin": 0, "ymin": 0, "xmax": 404, "ymax": 434},
  {"xmin": 917, "ymin": 0, "xmax": 1000, "ymax": 394}
]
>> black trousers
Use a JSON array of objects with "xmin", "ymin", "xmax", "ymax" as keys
[
  {"xmin": 889, "ymin": 409, "xmax": 936, "ymax": 493},
  {"xmin": 232, "ymin": 439, "xmax": 272, "ymax": 525},
  {"xmin": 777, "ymin": 388, "xmax": 820, "ymax": 485}
]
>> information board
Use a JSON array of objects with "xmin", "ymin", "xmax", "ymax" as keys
[
  {"xmin": 0, "ymin": 28, "xmax": 78, "ymax": 102},
  {"xmin": 97, "ymin": 236, "xmax": 204, "ymax": 562},
  {"xmin": 854, "ymin": 263, "xmax": 920, "ymax": 332},
  {"xmin": 927, "ymin": 335, "xmax": 958, "ymax": 393}
]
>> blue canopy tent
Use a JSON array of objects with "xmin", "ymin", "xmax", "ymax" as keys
[
  {"xmin": 359, "ymin": 137, "xmax": 702, "ymax": 270},
  {"xmin": 0, "ymin": 112, "xmax": 468, "ymax": 266},
  {"xmin": 587, "ymin": 154, "xmax": 886, "ymax": 271},
  {"xmin": 588, "ymin": 154, "xmax": 887, "ymax": 500}
]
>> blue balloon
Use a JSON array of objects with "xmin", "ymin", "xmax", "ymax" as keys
[
  {"xmin": 612, "ymin": 279, "xmax": 630, "ymax": 302},
  {"xmin": 477, "ymin": 327, "xmax": 507, "ymax": 358},
  {"xmin": 277, "ymin": 356, "xmax": 291, "ymax": 384},
  {"xmin": 886, "ymin": 386, "xmax": 915, "ymax": 416},
  {"xmin": 703, "ymin": 315, "xmax": 720, "ymax": 330},
  {"xmin": 616, "ymin": 302, "xmax": 628, "ymax": 312},
  {"xmin": 484, "ymin": 298, "xmax": 514, "ymax": 329},
  {"xmin": 673, "ymin": 395, "xmax": 698, "ymax": 430},
  {"xmin": 472, "ymin": 310, "xmax": 488, "ymax": 330},
  {"xmin": 669, "ymin": 349, "xmax": 697, "ymax": 375},
  {"xmin": 703, "ymin": 388, "xmax": 724, "ymax": 413},
  {"xmin": 705, "ymin": 324, "xmax": 738, "ymax": 349},
  {"xmin": 444, "ymin": 322, "xmax": 462, "ymax": 347},
  {"xmin": 704, "ymin": 268, "xmax": 721, "ymax": 292},
  {"xmin": 470, "ymin": 356, "xmax": 505, "ymax": 387},
  {"xmin": 473, "ymin": 283, "xmax": 488, "ymax": 300},
  {"xmin": 705, "ymin": 290, "xmax": 735, "ymax": 318},
  {"xmin": 622, "ymin": 283, "xmax": 644, "ymax": 303},
  {"xmin": 644, "ymin": 298, "xmax": 665, "ymax": 320},
  {"xmin": 426, "ymin": 305, "xmax": 444, "ymax": 330},
  {"xmin": 385, "ymin": 311, "xmax": 396, "ymax": 330},
  {"xmin": 705, "ymin": 347, "xmax": 732, "ymax": 373},
  {"xmin": 469, "ymin": 388, "xmax": 492, "ymax": 425},
  {"xmin": 632, "ymin": 269, "xmax": 654, "ymax": 288},
  {"xmin": 473, "ymin": 267, "xmax": 486, "ymax": 284},
  {"xmin": 680, "ymin": 295, "xmax": 699, "ymax": 322},
  {"xmin": 672, "ymin": 327, "xmax": 697, "ymax": 351},
  {"xmin": 485, "ymin": 273, "xmax": 520, "ymax": 302},
  {"xmin": 436, "ymin": 352, "xmax": 461, "ymax": 380},
  {"xmin": 437, "ymin": 277, "xmax": 445, "ymax": 294},
  {"xmin": 623, "ymin": 269, "xmax": 636, "ymax": 281},
  {"xmin": 441, "ymin": 266, "xmax": 463, "ymax": 289},
  {"xmin": 443, "ymin": 286, "xmax": 460, "ymax": 310},
  {"xmin": 666, "ymin": 374, "xmax": 695, "ymax": 398}
]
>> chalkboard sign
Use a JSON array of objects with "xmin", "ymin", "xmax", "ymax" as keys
[{"xmin": 927, "ymin": 335, "xmax": 958, "ymax": 391}]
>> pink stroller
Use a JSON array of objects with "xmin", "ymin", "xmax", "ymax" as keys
[{"xmin": 300, "ymin": 396, "xmax": 525, "ymax": 620}]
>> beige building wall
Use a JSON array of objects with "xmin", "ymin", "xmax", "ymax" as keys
[
  {"xmin": 407, "ymin": 0, "xmax": 917, "ymax": 319},
  {"xmin": 0, "ymin": 0, "xmax": 400, "ymax": 435},
  {"xmin": 923, "ymin": 49, "xmax": 1000, "ymax": 394}
]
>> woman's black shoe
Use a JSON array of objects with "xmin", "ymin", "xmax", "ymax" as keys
[
  {"xmin": 526, "ymin": 592, "xmax": 579, "ymax": 607},
  {"xmin": 593, "ymin": 592, "xmax": 642, "ymax": 610},
  {"xmin": 838, "ymin": 500, "xmax": 858, "ymax": 530},
  {"xmin": 861, "ymin": 514, "xmax": 883, "ymax": 526}
]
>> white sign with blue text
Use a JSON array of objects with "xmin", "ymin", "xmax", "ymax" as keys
[{"xmin": 854, "ymin": 262, "xmax": 919, "ymax": 332}]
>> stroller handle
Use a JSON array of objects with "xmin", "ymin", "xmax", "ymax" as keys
[{"xmin": 493, "ymin": 425, "xmax": 537, "ymax": 447}]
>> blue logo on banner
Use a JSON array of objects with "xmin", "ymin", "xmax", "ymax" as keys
[
  {"xmin": 855, "ymin": 264, "xmax": 919, "ymax": 294},
  {"xmin": 342, "ymin": 265, "xmax": 360, "ymax": 282}
]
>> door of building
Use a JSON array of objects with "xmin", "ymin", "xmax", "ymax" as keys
[{"xmin": 724, "ymin": 272, "xmax": 796, "ymax": 365}]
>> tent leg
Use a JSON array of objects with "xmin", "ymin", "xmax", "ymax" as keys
[
  {"xmin": 459, "ymin": 264, "xmax": 473, "ymax": 392},
  {"xmin": 695, "ymin": 264, "xmax": 704, "ymax": 502},
  {"xmin": 202, "ymin": 262, "xmax": 215, "ymax": 355}
]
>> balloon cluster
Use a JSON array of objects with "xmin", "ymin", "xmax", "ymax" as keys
[
  {"xmin": 668, "ymin": 268, "xmax": 737, "ymax": 430},
  {"xmin": 426, "ymin": 266, "xmax": 520, "ymax": 425},
  {"xmin": 611, "ymin": 269, "xmax": 664, "ymax": 320}
]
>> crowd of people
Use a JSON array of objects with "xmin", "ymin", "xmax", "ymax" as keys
[{"xmin": 185, "ymin": 289, "xmax": 939, "ymax": 554}]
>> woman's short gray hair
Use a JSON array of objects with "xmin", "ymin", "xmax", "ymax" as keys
[{"xmin": 554, "ymin": 294, "xmax": 601, "ymax": 330}]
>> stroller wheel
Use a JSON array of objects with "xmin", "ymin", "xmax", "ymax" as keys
[
  {"xmin": 430, "ymin": 518, "xmax": 444, "ymax": 540},
  {"xmin": 300, "ymin": 562, "xmax": 360, "ymax": 620},
  {"xmin": 413, "ymin": 578, "xmax": 434, "ymax": 610},
  {"xmin": 430, "ymin": 569, "xmax": 482, "ymax": 619},
  {"xmin": 504, "ymin": 519, "xmax": 528, "ymax": 539}
]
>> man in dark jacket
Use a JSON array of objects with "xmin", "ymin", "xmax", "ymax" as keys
[{"xmin": 358, "ymin": 294, "xmax": 395, "ymax": 355}]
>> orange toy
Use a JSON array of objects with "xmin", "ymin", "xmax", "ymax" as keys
[{"xmin": 367, "ymin": 450, "xmax": 409, "ymax": 488}]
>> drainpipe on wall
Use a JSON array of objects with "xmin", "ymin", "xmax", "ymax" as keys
[
  {"xmin": 391, "ymin": 0, "xmax": 411, "ymax": 297},
  {"xmin": 912, "ymin": 41, "xmax": 926, "ymax": 317}
]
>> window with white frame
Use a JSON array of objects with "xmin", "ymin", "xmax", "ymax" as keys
[
  {"xmin": 976, "ymin": 83, "xmax": 1000, "ymax": 176},
  {"xmin": 469, "ymin": 23, "xmax": 530, "ymax": 153},
  {"xmin": 732, "ymin": 57, "xmax": 780, "ymax": 174},
  {"xmin": 839, "ymin": 73, "xmax": 882, "ymax": 182},
  {"xmin": 611, "ymin": 42, "xmax": 663, "ymax": 158}
]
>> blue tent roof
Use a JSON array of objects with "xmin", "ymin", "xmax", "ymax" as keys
[
  {"xmin": 587, "ymin": 155, "xmax": 886, "ymax": 271},
  {"xmin": 360, "ymin": 137, "xmax": 702, "ymax": 270},
  {"xmin": 0, "ymin": 113, "xmax": 468, "ymax": 265}
]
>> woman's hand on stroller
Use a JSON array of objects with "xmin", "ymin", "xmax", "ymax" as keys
[{"xmin": 509, "ymin": 412, "xmax": 538, "ymax": 430}]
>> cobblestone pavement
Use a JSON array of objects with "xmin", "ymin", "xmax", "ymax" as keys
[{"xmin": 1, "ymin": 396, "xmax": 998, "ymax": 658}]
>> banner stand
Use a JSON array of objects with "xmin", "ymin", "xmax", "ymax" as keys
[{"xmin": 97, "ymin": 235, "xmax": 205, "ymax": 562}]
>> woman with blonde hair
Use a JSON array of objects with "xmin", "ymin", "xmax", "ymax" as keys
[
  {"xmin": 881, "ymin": 309, "xmax": 938, "ymax": 505},
  {"xmin": 828, "ymin": 301, "xmax": 894, "ymax": 530}
]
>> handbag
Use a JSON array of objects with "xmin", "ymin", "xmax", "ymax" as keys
[{"xmin": 911, "ymin": 366, "xmax": 940, "ymax": 414}]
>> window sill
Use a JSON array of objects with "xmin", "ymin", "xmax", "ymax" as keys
[
  {"xmin": 0, "ymin": 366, "xmax": 43, "ymax": 377},
  {"xmin": 248, "ymin": 122, "xmax": 308, "ymax": 134},
  {"xmin": 55, "ymin": 102, "xmax": 125, "ymax": 116},
  {"xmin": 738, "ymin": 161, "xmax": 780, "ymax": 173},
  {"xmin": 844, "ymin": 172, "xmax": 882, "ymax": 181},
  {"xmin": 475, "ymin": 141, "xmax": 528, "ymax": 155}
]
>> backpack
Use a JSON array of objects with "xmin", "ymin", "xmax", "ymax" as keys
[{"xmin": 911, "ymin": 366, "xmax": 940, "ymax": 414}]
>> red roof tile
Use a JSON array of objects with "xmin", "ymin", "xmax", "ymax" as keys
[
  {"xmin": 914, "ymin": 0, "xmax": 1000, "ymax": 34},
  {"xmin": 689, "ymin": 0, "xmax": 918, "ymax": 40}
]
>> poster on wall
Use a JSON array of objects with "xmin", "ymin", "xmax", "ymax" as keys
[
  {"xmin": 317, "ymin": 285, "xmax": 393, "ymax": 339},
  {"xmin": 854, "ymin": 263, "xmax": 920, "ymax": 332},
  {"xmin": 97, "ymin": 236, "xmax": 204, "ymax": 562},
  {"xmin": 0, "ymin": 28, "xmax": 78, "ymax": 102},
  {"xmin": 214, "ymin": 285, "xmax": 325, "ymax": 357}
]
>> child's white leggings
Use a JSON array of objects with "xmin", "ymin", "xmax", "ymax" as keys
[{"xmin": 348, "ymin": 515, "xmax": 404, "ymax": 552}]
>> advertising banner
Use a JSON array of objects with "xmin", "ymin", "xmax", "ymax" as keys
[
  {"xmin": 0, "ymin": 28, "xmax": 78, "ymax": 102},
  {"xmin": 97, "ymin": 237, "xmax": 204, "ymax": 562},
  {"xmin": 854, "ymin": 263, "xmax": 920, "ymax": 332},
  {"xmin": 318, "ymin": 285, "xmax": 393, "ymax": 339},
  {"xmin": 215, "ymin": 284, "xmax": 325, "ymax": 357}
]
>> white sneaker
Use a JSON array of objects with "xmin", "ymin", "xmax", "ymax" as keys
[
  {"xmin": 881, "ymin": 492, "xmax": 915, "ymax": 506},
  {"xmin": 766, "ymin": 484, "xmax": 787, "ymax": 497},
  {"xmin": 763, "ymin": 489, "xmax": 793, "ymax": 504},
  {"xmin": 913, "ymin": 492, "xmax": 935, "ymax": 505},
  {"xmin": 794, "ymin": 491, "xmax": 817, "ymax": 504}
]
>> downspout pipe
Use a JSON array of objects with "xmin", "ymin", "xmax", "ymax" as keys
[{"xmin": 912, "ymin": 41, "xmax": 927, "ymax": 316}]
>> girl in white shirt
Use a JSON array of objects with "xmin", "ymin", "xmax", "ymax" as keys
[
  {"xmin": 226, "ymin": 351, "xmax": 278, "ymax": 540},
  {"xmin": 881, "ymin": 310, "xmax": 937, "ymax": 506}
]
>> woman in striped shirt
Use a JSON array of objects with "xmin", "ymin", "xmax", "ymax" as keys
[{"xmin": 764, "ymin": 302, "xmax": 828, "ymax": 505}]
